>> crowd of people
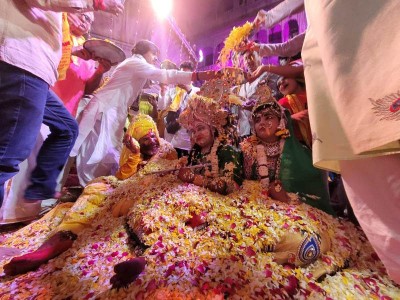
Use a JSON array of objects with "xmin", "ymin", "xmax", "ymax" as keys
[{"xmin": 0, "ymin": 0, "xmax": 399, "ymax": 298}]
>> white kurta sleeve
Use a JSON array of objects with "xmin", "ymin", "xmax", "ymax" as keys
[
  {"xmin": 130, "ymin": 58, "xmax": 192, "ymax": 85},
  {"xmin": 262, "ymin": 0, "xmax": 304, "ymax": 28},
  {"xmin": 259, "ymin": 32, "xmax": 305, "ymax": 58},
  {"xmin": 24, "ymin": 0, "xmax": 94, "ymax": 12}
]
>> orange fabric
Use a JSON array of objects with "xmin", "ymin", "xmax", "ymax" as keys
[
  {"xmin": 115, "ymin": 152, "xmax": 142, "ymax": 180},
  {"xmin": 279, "ymin": 93, "xmax": 312, "ymax": 148},
  {"xmin": 57, "ymin": 13, "xmax": 72, "ymax": 80}
]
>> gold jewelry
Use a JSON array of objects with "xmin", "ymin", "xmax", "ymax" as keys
[{"xmin": 262, "ymin": 141, "xmax": 280, "ymax": 157}]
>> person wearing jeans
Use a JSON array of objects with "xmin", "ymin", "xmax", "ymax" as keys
[
  {"xmin": 0, "ymin": 1, "xmax": 124, "ymax": 208},
  {"xmin": 0, "ymin": 62, "xmax": 79, "ymax": 205}
]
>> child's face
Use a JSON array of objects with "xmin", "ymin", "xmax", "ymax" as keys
[
  {"xmin": 278, "ymin": 77, "xmax": 299, "ymax": 95},
  {"xmin": 243, "ymin": 51, "xmax": 261, "ymax": 73},
  {"xmin": 190, "ymin": 121, "xmax": 214, "ymax": 150},
  {"xmin": 253, "ymin": 109, "xmax": 280, "ymax": 142}
]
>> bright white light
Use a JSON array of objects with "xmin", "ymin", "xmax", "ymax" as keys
[
  {"xmin": 151, "ymin": 0, "xmax": 172, "ymax": 19},
  {"xmin": 198, "ymin": 49, "xmax": 204, "ymax": 62}
]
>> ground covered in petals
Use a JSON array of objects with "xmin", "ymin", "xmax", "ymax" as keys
[{"xmin": 1, "ymin": 161, "xmax": 399, "ymax": 299}]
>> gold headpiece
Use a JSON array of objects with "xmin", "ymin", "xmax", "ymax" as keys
[
  {"xmin": 179, "ymin": 94, "xmax": 228, "ymax": 135},
  {"xmin": 198, "ymin": 67, "xmax": 246, "ymax": 108},
  {"xmin": 127, "ymin": 113, "xmax": 159, "ymax": 141},
  {"xmin": 251, "ymin": 85, "xmax": 289, "ymax": 138}
]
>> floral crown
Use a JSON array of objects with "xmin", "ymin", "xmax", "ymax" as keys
[{"xmin": 179, "ymin": 94, "xmax": 228, "ymax": 135}]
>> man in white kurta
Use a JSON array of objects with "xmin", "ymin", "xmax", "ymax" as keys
[{"xmin": 70, "ymin": 41, "xmax": 206, "ymax": 186}]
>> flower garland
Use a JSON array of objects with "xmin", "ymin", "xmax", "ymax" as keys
[
  {"xmin": 219, "ymin": 21, "xmax": 254, "ymax": 67},
  {"xmin": 255, "ymin": 140, "xmax": 285, "ymax": 190},
  {"xmin": 205, "ymin": 139, "xmax": 220, "ymax": 178}
]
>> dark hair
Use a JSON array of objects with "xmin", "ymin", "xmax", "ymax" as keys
[
  {"xmin": 252, "ymin": 101, "xmax": 282, "ymax": 118},
  {"xmin": 179, "ymin": 60, "xmax": 195, "ymax": 71},
  {"xmin": 160, "ymin": 59, "xmax": 178, "ymax": 70},
  {"xmin": 131, "ymin": 40, "xmax": 159, "ymax": 56},
  {"xmin": 277, "ymin": 76, "xmax": 306, "ymax": 91}
]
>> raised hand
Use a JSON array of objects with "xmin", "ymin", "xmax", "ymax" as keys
[
  {"xmin": 253, "ymin": 9, "xmax": 267, "ymax": 29},
  {"xmin": 71, "ymin": 46, "xmax": 93, "ymax": 60},
  {"xmin": 94, "ymin": 0, "xmax": 124, "ymax": 16},
  {"xmin": 123, "ymin": 134, "xmax": 140, "ymax": 154}
]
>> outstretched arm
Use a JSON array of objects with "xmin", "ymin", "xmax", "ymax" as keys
[
  {"xmin": 249, "ymin": 64, "xmax": 304, "ymax": 82},
  {"xmin": 253, "ymin": 0, "xmax": 304, "ymax": 29}
]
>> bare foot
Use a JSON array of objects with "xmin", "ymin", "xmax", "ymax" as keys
[{"xmin": 3, "ymin": 231, "xmax": 77, "ymax": 276}]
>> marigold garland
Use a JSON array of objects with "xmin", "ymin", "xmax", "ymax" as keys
[{"xmin": 219, "ymin": 21, "xmax": 254, "ymax": 67}]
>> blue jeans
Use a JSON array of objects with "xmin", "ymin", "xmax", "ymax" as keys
[{"xmin": 0, "ymin": 62, "xmax": 78, "ymax": 205}]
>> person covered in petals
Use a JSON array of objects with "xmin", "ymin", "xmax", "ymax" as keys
[
  {"xmin": 177, "ymin": 94, "xmax": 243, "ymax": 195},
  {"xmin": 241, "ymin": 92, "xmax": 333, "ymax": 214},
  {"xmin": 115, "ymin": 114, "xmax": 177, "ymax": 180}
]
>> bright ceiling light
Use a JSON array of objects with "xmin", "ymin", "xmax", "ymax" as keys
[{"xmin": 151, "ymin": 0, "xmax": 172, "ymax": 19}]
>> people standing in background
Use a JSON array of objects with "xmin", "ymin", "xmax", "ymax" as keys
[
  {"xmin": 277, "ymin": 76, "xmax": 311, "ymax": 148},
  {"xmin": 0, "ymin": 0, "xmax": 123, "ymax": 209},
  {"xmin": 166, "ymin": 61, "xmax": 200, "ymax": 158},
  {"xmin": 70, "ymin": 40, "xmax": 220, "ymax": 186},
  {"xmin": 53, "ymin": 12, "xmax": 112, "ymax": 117},
  {"xmin": 233, "ymin": 50, "xmax": 281, "ymax": 141},
  {"xmin": 156, "ymin": 60, "xmax": 179, "ymax": 139}
]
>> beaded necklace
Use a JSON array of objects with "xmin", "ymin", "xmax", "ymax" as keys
[{"xmin": 256, "ymin": 139, "xmax": 284, "ymax": 190}]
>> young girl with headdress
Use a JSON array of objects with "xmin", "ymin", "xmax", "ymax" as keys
[
  {"xmin": 240, "ymin": 92, "xmax": 334, "ymax": 214},
  {"xmin": 177, "ymin": 94, "xmax": 243, "ymax": 195}
]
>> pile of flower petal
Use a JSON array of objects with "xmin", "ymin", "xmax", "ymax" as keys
[{"xmin": 1, "ymin": 167, "xmax": 399, "ymax": 299}]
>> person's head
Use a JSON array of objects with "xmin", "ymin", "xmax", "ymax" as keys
[
  {"xmin": 190, "ymin": 119, "xmax": 215, "ymax": 150},
  {"xmin": 179, "ymin": 95, "xmax": 228, "ymax": 150},
  {"xmin": 138, "ymin": 131, "xmax": 159, "ymax": 158},
  {"xmin": 159, "ymin": 83, "xmax": 168, "ymax": 96},
  {"xmin": 67, "ymin": 12, "xmax": 94, "ymax": 37},
  {"xmin": 132, "ymin": 40, "xmax": 159, "ymax": 66},
  {"xmin": 242, "ymin": 50, "xmax": 262, "ymax": 73},
  {"xmin": 277, "ymin": 77, "xmax": 305, "ymax": 96},
  {"xmin": 128, "ymin": 114, "xmax": 160, "ymax": 158},
  {"xmin": 179, "ymin": 60, "xmax": 195, "ymax": 72},
  {"xmin": 160, "ymin": 59, "xmax": 178, "ymax": 70},
  {"xmin": 251, "ymin": 87, "xmax": 289, "ymax": 142},
  {"xmin": 252, "ymin": 103, "xmax": 282, "ymax": 142}
]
